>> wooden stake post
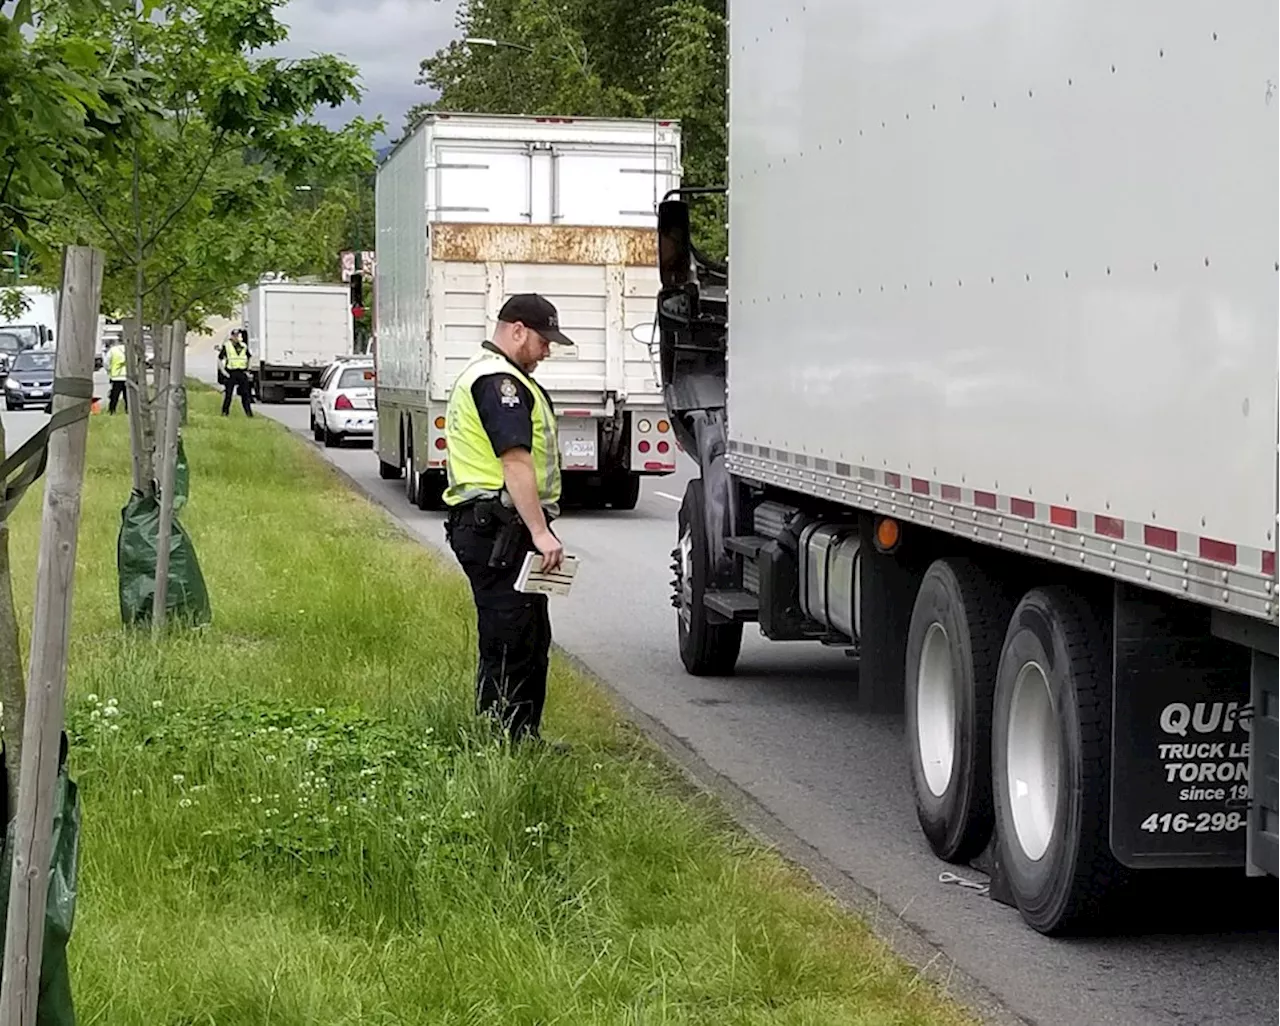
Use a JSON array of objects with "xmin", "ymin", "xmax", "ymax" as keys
[
  {"xmin": 0, "ymin": 246, "xmax": 103, "ymax": 1024},
  {"xmin": 152, "ymin": 320, "xmax": 185, "ymax": 634}
]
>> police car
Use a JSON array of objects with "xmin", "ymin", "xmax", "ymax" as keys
[{"xmin": 309, "ymin": 356, "xmax": 375, "ymax": 447}]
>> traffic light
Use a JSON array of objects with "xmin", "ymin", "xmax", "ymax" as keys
[{"xmin": 350, "ymin": 272, "xmax": 364, "ymax": 319}]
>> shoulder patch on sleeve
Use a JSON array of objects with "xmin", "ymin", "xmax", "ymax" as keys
[{"xmin": 497, "ymin": 376, "xmax": 522, "ymax": 407}]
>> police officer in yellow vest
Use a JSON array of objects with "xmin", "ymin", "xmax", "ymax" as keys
[
  {"xmin": 444, "ymin": 294, "xmax": 570, "ymax": 743},
  {"xmin": 218, "ymin": 328, "xmax": 254, "ymax": 417},
  {"xmin": 105, "ymin": 339, "xmax": 128, "ymax": 414}
]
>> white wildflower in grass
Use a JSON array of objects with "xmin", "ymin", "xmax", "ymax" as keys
[
  {"xmin": 461, "ymin": 811, "xmax": 477, "ymax": 821},
  {"xmin": 178, "ymin": 798, "xmax": 192, "ymax": 809},
  {"xmin": 264, "ymin": 754, "xmax": 276, "ymax": 764},
  {"xmin": 86, "ymin": 693, "xmax": 99, "ymax": 704},
  {"xmin": 107, "ymin": 697, "xmax": 118, "ymax": 708},
  {"xmin": 110, "ymin": 724, "xmax": 120, "ymax": 733},
  {"xmin": 250, "ymin": 795, "xmax": 262, "ymax": 805},
  {"xmin": 102, "ymin": 706, "xmax": 119, "ymax": 718},
  {"xmin": 131, "ymin": 789, "xmax": 143, "ymax": 797},
  {"xmin": 172, "ymin": 774, "xmax": 185, "ymax": 786},
  {"xmin": 89, "ymin": 710, "xmax": 100, "ymax": 721},
  {"xmin": 312, "ymin": 708, "xmax": 325, "ymax": 717},
  {"xmin": 152, "ymin": 699, "xmax": 163, "ymax": 709},
  {"xmin": 304, "ymin": 738, "xmax": 319, "ymax": 755}
]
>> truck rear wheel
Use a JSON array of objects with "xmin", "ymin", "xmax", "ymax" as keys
[
  {"xmin": 404, "ymin": 443, "xmax": 421, "ymax": 507},
  {"xmin": 378, "ymin": 457, "xmax": 402, "ymax": 480},
  {"xmin": 676, "ymin": 478, "xmax": 742, "ymax": 676},
  {"xmin": 992, "ymin": 587, "xmax": 1125, "ymax": 934},
  {"xmin": 905, "ymin": 559, "xmax": 1013, "ymax": 863}
]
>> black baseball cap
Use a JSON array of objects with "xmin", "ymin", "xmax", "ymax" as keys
[{"xmin": 498, "ymin": 293, "xmax": 574, "ymax": 345}]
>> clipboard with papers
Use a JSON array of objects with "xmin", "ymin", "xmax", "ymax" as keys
[{"xmin": 514, "ymin": 551, "xmax": 580, "ymax": 597}]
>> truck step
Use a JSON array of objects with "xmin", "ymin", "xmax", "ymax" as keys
[
  {"xmin": 725, "ymin": 535, "xmax": 768, "ymax": 559},
  {"xmin": 705, "ymin": 590, "xmax": 759, "ymax": 622}
]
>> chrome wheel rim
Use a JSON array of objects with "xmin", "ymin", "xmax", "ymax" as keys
[
  {"xmin": 1006, "ymin": 661, "xmax": 1059, "ymax": 862},
  {"xmin": 917, "ymin": 622, "xmax": 957, "ymax": 798}
]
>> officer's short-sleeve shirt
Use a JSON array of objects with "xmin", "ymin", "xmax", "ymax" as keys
[{"xmin": 472, "ymin": 343, "xmax": 554, "ymax": 457}]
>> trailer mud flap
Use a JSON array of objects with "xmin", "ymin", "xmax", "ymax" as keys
[
  {"xmin": 1247, "ymin": 651, "xmax": 1278, "ymax": 877},
  {"xmin": 1110, "ymin": 585, "xmax": 1251, "ymax": 869}
]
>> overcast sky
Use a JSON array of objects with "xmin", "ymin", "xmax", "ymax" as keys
[{"xmin": 273, "ymin": 0, "xmax": 463, "ymax": 145}]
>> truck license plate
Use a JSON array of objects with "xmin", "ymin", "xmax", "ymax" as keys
[{"xmin": 559, "ymin": 429, "xmax": 598, "ymax": 469}]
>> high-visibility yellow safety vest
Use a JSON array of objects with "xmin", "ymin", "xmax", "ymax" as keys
[
  {"xmin": 224, "ymin": 341, "xmax": 249, "ymax": 371},
  {"xmin": 444, "ymin": 349, "xmax": 561, "ymax": 509},
  {"xmin": 106, "ymin": 345, "xmax": 127, "ymax": 380}
]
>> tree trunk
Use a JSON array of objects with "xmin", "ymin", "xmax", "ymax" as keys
[
  {"xmin": 0, "ymin": 414, "xmax": 25, "ymax": 815},
  {"xmin": 151, "ymin": 323, "xmax": 172, "ymax": 472},
  {"xmin": 0, "ymin": 245, "xmax": 103, "ymax": 1025},
  {"xmin": 152, "ymin": 320, "xmax": 185, "ymax": 635}
]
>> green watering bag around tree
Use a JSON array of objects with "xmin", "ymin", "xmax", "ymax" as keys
[
  {"xmin": 0, "ymin": 740, "xmax": 81, "ymax": 1026},
  {"xmin": 118, "ymin": 431, "xmax": 210, "ymax": 626}
]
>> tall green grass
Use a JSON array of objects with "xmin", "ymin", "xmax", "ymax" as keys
[{"xmin": 6, "ymin": 394, "xmax": 977, "ymax": 1025}]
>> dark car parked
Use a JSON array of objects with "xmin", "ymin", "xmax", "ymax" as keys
[{"xmin": 4, "ymin": 349, "xmax": 55, "ymax": 411}]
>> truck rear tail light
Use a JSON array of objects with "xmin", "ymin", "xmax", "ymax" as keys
[
  {"xmin": 657, "ymin": 441, "xmax": 670, "ymax": 454},
  {"xmin": 637, "ymin": 419, "xmax": 652, "ymax": 433},
  {"xmin": 335, "ymin": 394, "xmax": 354, "ymax": 410},
  {"xmin": 434, "ymin": 437, "xmax": 447, "ymax": 451},
  {"xmin": 657, "ymin": 420, "xmax": 670, "ymax": 433},
  {"xmin": 434, "ymin": 416, "xmax": 446, "ymax": 429},
  {"xmin": 638, "ymin": 440, "xmax": 651, "ymax": 453}
]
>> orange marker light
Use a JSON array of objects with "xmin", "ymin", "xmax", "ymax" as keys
[
  {"xmin": 875, "ymin": 517, "xmax": 901, "ymax": 552},
  {"xmin": 657, "ymin": 419, "xmax": 670, "ymax": 433},
  {"xmin": 434, "ymin": 416, "xmax": 446, "ymax": 430}
]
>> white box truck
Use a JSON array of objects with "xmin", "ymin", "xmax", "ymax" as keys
[
  {"xmin": 373, "ymin": 113, "xmax": 683, "ymax": 511},
  {"xmin": 652, "ymin": 1, "xmax": 1277, "ymax": 935},
  {"xmin": 244, "ymin": 281, "xmax": 354, "ymax": 402}
]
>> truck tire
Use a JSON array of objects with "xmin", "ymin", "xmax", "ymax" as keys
[
  {"xmin": 992, "ymin": 587, "xmax": 1125, "ymax": 935},
  {"xmin": 606, "ymin": 473, "xmax": 641, "ymax": 510},
  {"xmin": 417, "ymin": 470, "xmax": 446, "ymax": 511},
  {"xmin": 905, "ymin": 558, "xmax": 1013, "ymax": 863},
  {"xmin": 378, "ymin": 456, "xmax": 403, "ymax": 480},
  {"xmin": 404, "ymin": 442, "xmax": 421, "ymax": 507},
  {"xmin": 676, "ymin": 478, "xmax": 742, "ymax": 676}
]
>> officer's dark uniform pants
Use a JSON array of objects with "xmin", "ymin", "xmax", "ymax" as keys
[
  {"xmin": 446, "ymin": 511, "xmax": 550, "ymax": 740},
  {"xmin": 108, "ymin": 380, "xmax": 127, "ymax": 413},
  {"xmin": 222, "ymin": 369, "xmax": 253, "ymax": 416}
]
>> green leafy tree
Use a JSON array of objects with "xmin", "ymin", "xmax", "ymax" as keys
[{"xmin": 28, "ymin": 0, "xmax": 379, "ymax": 493}]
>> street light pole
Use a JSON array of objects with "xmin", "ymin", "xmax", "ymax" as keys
[{"xmin": 463, "ymin": 36, "xmax": 534, "ymax": 54}]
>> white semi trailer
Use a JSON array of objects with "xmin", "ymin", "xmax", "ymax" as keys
[
  {"xmin": 652, "ymin": 0, "xmax": 1277, "ymax": 935},
  {"xmin": 373, "ymin": 113, "xmax": 683, "ymax": 511}
]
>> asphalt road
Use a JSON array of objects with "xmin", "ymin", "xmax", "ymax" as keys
[{"xmin": 6, "ymin": 364, "xmax": 1276, "ymax": 1026}]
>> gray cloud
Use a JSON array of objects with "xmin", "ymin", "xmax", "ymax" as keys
[{"xmin": 272, "ymin": 0, "xmax": 462, "ymax": 143}]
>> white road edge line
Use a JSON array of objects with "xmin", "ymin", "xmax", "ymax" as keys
[{"xmin": 654, "ymin": 491, "xmax": 683, "ymax": 504}]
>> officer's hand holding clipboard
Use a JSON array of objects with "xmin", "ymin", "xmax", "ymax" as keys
[{"xmin": 515, "ymin": 552, "xmax": 579, "ymax": 597}]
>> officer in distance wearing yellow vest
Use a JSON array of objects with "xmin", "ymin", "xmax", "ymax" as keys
[
  {"xmin": 444, "ymin": 293, "xmax": 571, "ymax": 745},
  {"xmin": 218, "ymin": 328, "xmax": 254, "ymax": 417},
  {"xmin": 105, "ymin": 337, "xmax": 128, "ymax": 414}
]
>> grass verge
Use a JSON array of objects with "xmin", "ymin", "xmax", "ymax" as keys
[{"xmin": 7, "ymin": 391, "xmax": 979, "ymax": 1025}]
